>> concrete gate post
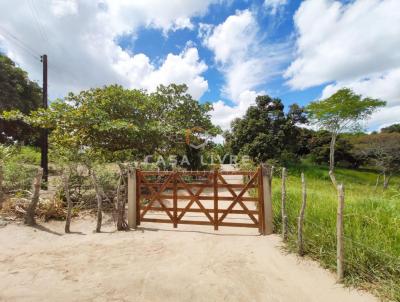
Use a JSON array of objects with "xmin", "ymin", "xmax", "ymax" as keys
[{"xmin": 262, "ymin": 163, "xmax": 274, "ymax": 235}]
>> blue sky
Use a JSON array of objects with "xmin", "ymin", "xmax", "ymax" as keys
[
  {"xmin": 0, "ymin": 0, "xmax": 399, "ymax": 131},
  {"xmin": 125, "ymin": 0, "xmax": 322, "ymax": 107}
]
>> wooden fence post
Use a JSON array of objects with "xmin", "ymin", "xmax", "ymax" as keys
[
  {"xmin": 298, "ymin": 172, "xmax": 307, "ymax": 256},
  {"xmin": 173, "ymin": 172, "xmax": 178, "ymax": 228},
  {"xmin": 127, "ymin": 166, "xmax": 137, "ymax": 229},
  {"xmin": 91, "ymin": 170, "xmax": 103, "ymax": 233},
  {"xmin": 262, "ymin": 163, "xmax": 274, "ymax": 235},
  {"xmin": 337, "ymin": 183, "xmax": 345, "ymax": 281},
  {"xmin": 213, "ymin": 168, "xmax": 218, "ymax": 231},
  {"xmin": 63, "ymin": 170, "xmax": 72, "ymax": 233},
  {"xmin": 281, "ymin": 167, "xmax": 288, "ymax": 240},
  {"xmin": 24, "ymin": 167, "xmax": 43, "ymax": 226}
]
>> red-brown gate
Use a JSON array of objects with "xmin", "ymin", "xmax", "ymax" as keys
[{"xmin": 136, "ymin": 168, "xmax": 265, "ymax": 234}]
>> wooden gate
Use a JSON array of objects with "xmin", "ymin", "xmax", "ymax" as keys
[{"xmin": 135, "ymin": 168, "xmax": 265, "ymax": 234}]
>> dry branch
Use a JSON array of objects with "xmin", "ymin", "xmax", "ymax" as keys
[
  {"xmin": 374, "ymin": 173, "xmax": 381, "ymax": 192},
  {"xmin": 383, "ymin": 172, "xmax": 392, "ymax": 190},
  {"xmin": 24, "ymin": 167, "xmax": 43, "ymax": 226},
  {"xmin": 116, "ymin": 163, "xmax": 128, "ymax": 231}
]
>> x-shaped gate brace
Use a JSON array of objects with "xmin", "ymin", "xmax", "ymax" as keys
[{"xmin": 137, "ymin": 169, "xmax": 263, "ymax": 231}]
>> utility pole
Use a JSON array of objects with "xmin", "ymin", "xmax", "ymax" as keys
[{"xmin": 40, "ymin": 54, "xmax": 48, "ymax": 186}]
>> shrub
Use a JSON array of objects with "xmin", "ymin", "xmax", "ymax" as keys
[
  {"xmin": 3, "ymin": 161, "xmax": 37, "ymax": 192},
  {"xmin": 11, "ymin": 146, "xmax": 41, "ymax": 165}
]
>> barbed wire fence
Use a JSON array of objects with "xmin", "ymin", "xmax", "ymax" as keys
[{"xmin": 270, "ymin": 167, "xmax": 400, "ymax": 301}]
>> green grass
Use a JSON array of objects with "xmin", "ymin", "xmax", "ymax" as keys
[{"xmin": 271, "ymin": 163, "xmax": 400, "ymax": 301}]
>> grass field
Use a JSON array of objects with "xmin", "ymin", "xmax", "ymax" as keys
[{"xmin": 270, "ymin": 163, "xmax": 400, "ymax": 301}]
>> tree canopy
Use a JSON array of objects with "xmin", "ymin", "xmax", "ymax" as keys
[
  {"xmin": 3, "ymin": 84, "xmax": 219, "ymax": 166},
  {"xmin": 307, "ymin": 88, "xmax": 385, "ymax": 171},
  {"xmin": 225, "ymin": 95, "xmax": 307, "ymax": 164},
  {"xmin": 381, "ymin": 123, "xmax": 400, "ymax": 134},
  {"xmin": 353, "ymin": 132, "xmax": 400, "ymax": 188},
  {"xmin": 0, "ymin": 54, "xmax": 42, "ymax": 145},
  {"xmin": 307, "ymin": 88, "xmax": 385, "ymax": 134}
]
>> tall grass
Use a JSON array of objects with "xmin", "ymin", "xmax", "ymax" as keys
[{"xmin": 271, "ymin": 164, "xmax": 400, "ymax": 301}]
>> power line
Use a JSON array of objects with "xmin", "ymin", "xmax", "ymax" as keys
[
  {"xmin": 47, "ymin": 60, "xmax": 79, "ymax": 83},
  {"xmin": 0, "ymin": 25, "xmax": 41, "ymax": 60},
  {"xmin": 28, "ymin": 0, "xmax": 49, "ymax": 44}
]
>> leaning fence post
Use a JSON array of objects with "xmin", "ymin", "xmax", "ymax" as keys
[
  {"xmin": 127, "ymin": 166, "xmax": 137, "ymax": 229},
  {"xmin": 262, "ymin": 163, "xmax": 274, "ymax": 235},
  {"xmin": 281, "ymin": 167, "xmax": 288, "ymax": 240},
  {"xmin": 24, "ymin": 167, "xmax": 43, "ymax": 226},
  {"xmin": 0, "ymin": 163, "xmax": 4, "ymax": 210},
  {"xmin": 337, "ymin": 183, "xmax": 345, "ymax": 281},
  {"xmin": 298, "ymin": 172, "xmax": 307, "ymax": 256}
]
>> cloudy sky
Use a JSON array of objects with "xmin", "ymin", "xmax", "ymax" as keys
[{"xmin": 0, "ymin": 0, "xmax": 399, "ymax": 131}]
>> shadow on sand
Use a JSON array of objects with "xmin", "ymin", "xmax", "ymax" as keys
[
  {"xmin": 31, "ymin": 224, "xmax": 63, "ymax": 236},
  {"xmin": 135, "ymin": 226, "xmax": 261, "ymax": 237}
]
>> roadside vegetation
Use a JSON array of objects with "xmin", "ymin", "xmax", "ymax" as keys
[
  {"xmin": 272, "ymin": 163, "xmax": 400, "ymax": 301},
  {"xmin": 1, "ymin": 53, "xmax": 399, "ymax": 301}
]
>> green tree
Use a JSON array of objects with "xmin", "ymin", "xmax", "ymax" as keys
[
  {"xmin": 0, "ymin": 54, "xmax": 42, "ymax": 145},
  {"xmin": 353, "ymin": 133, "xmax": 400, "ymax": 189},
  {"xmin": 149, "ymin": 84, "xmax": 221, "ymax": 170},
  {"xmin": 226, "ymin": 95, "xmax": 307, "ymax": 164},
  {"xmin": 309, "ymin": 131, "xmax": 363, "ymax": 168},
  {"xmin": 4, "ymin": 85, "xmax": 156, "ymax": 231},
  {"xmin": 148, "ymin": 84, "xmax": 220, "ymax": 169},
  {"xmin": 3, "ymin": 84, "xmax": 219, "ymax": 165},
  {"xmin": 5, "ymin": 85, "xmax": 165, "ymax": 161},
  {"xmin": 3, "ymin": 83, "xmax": 219, "ymax": 230},
  {"xmin": 381, "ymin": 123, "xmax": 400, "ymax": 133},
  {"xmin": 307, "ymin": 88, "xmax": 385, "ymax": 171}
]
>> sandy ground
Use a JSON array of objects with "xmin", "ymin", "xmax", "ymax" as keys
[
  {"xmin": 0, "ymin": 219, "xmax": 377, "ymax": 302},
  {"xmin": 0, "ymin": 165, "xmax": 377, "ymax": 302}
]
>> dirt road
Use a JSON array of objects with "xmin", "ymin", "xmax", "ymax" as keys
[
  {"xmin": 0, "ymin": 165, "xmax": 377, "ymax": 301},
  {"xmin": 0, "ymin": 219, "xmax": 376, "ymax": 302}
]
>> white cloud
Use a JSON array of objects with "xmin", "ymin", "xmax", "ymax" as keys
[
  {"xmin": 264, "ymin": 0, "xmax": 288, "ymax": 15},
  {"xmin": 211, "ymin": 89, "xmax": 262, "ymax": 131},
  {"xmin": 138, "ymin": 48, "xmax": 208, "ymax": 99},
  {"xmin": 321, "ymin": 69, "xmax": 400, "ymax": 107},
  {"xmin": 203, "ymin": 10, "xmax": 257, "ymax": 66},
  {"xmin": 321, "ymin": 68, "xmax": 400, "ymax": 130},
  {"xmin": 202, "ymin": 10, "xmax": 288, "ymax": 102},
  {"xmin": 286, "ymin": 0, "xmax": 400, "ymax": 130},
  {"xmin": 0, "ymin": 0, "xmax": 217, "ymax": 99},
  {"xmin": 202, "ymin": 9, "xmax": 288, "ymax": 130},
  {"xmin": 51, "ymin": 0, "xmax": 79, "ymax": 17},
  {"xmin": 171, "ymin": 17, "xmax": 194, "ymax": 32},
  {"xmin": 367, "ymin": 106, "xmax": 400, "ymax": 131},
  {"xmin": 285, "ymin": 0, "xmax": 400, "ymax": 90}
]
